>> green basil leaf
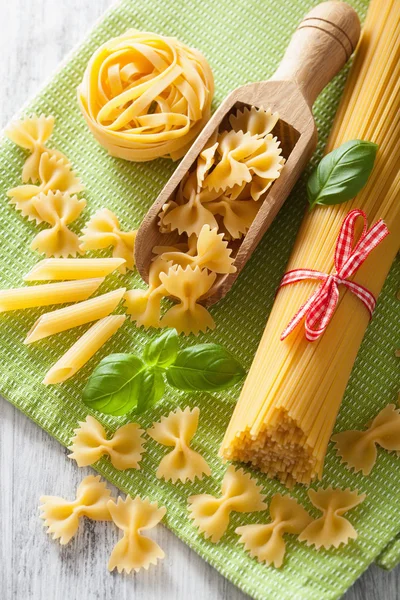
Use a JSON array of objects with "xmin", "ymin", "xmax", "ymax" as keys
[
  {"xmin": 307, "ymin": 140, "xmax": 378, "ymax": 209},
  {"xmin": 142, "ymin": 328, "xmax": 179, "ymax": 368},
  {"xmin": 136, "ymin": 368, "xmax": 166, "ymax": 414},
  {"xmin": 166, "ymin": 343, "xmax": 246, "ymax": 391},
  {"xmin": 83, "ymin": 353, "xmax": 146, "ymax": 416}
]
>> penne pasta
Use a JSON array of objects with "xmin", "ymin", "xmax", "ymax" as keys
[
  {"xmin": 25, "ymin": 288, "xmax": 126, "ymax": 344},
  {"xmin": 43, "ymin": 315, "xmax": 126, "ymax": 384},
  {"xmin": 24, "ymin": 258, "xmax": 126, "ymax": 281},
  {"xmin": 0, "ymin": 278, "xmax": 104, "ymax": 313}
]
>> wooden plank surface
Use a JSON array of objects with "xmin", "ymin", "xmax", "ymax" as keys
[{"xmin": 0, "ymin": 1, "xmax": 399, "ymax": 598}]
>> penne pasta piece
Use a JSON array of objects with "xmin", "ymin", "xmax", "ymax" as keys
[
  {"xmin": 43, "ymin": 315, "xmax": 126, "ymax": 384},
  {"xmin": 0, "ymin": 278, "xmax": 104, "ymax": 313},
  {"xmin": 25, "ymin": 288, "xmax": 126, "ymax": 344},
  {"xmin": 24, "ymin": 258, "xmax": 126, "ymax": 281}
]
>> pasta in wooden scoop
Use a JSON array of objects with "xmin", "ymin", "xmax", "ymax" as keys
[{"xmin": 78, "ymin": 30, "xmax": 214, "ymax": 162}]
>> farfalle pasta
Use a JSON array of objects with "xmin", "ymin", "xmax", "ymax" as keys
[
  {"xmin": 202, "ymin": 130, "xmax": 283, "ymax": 195},
  {"xmin": 107, "ymin": 496, "xmax": 166, "ymax": 573},
  {"xmin": 5, "ymin": 115, "xmax": 66, "ymax": 183},
  {"xmin": 30, "ymin": 191, "xmax": 86, "ymax": 258},
  {"xmin": 39, "ymin": 475, "xmax": 113, "ymax": 545},
  {"xmin": 147, "ymin": 406, "xmax": 211, "ymax": 483},
  {"xmin": 229, "ymin": 105, "xmax": 279, "ymax": 140},
  {"xmin": 236, "ymin": 494, "xmax": 312, "ymax": 568},
  {"xmin": 158, "ymin": 105, "xmax": 284, "ymax": 239},
  {"xmin": 78, "ymin": 30, "xmax": 214, "ymax": 162},
  {"xmin": 159, "ymin": 266, "xmax": 216, "ymax": 335},
  {"xmin": 298, "ymin": 487, "xmax": 366, "ymax": 550},
  {"xmin": 188, "ymin": 466, "xmax": 267, "ymax": 543},
  {"xmin": 7, "ymin": 152, "xmax": 84, "ymax": 223},
  {"xmin": 332, "ymin": 404, "xmax": 400, "ymax": 475},
  {"xmin": 154, "ymin": 225, "xmax": 236, "ymax": 274},
  {"xmin": 124, "ymin": 257, "xmax": 172, "ymax": 328},
  {"xmin": 69, "ymin": 415, "xmax": 145, "ymax": 470},
  {"xmin": 80, "ymin": 208, "xmax": 136, "ymax": 273},
  {"xmin": 160, "ymin": 173, "xmax": 219, "ymax": 237}
]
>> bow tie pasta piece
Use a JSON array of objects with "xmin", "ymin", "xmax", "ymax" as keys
[
  {"xmin": 159, "ymin": 266, "xmax": 216, "ymax": 335},
  {"xmin": 298, "ymin": 487, "xmax": 366, "ymax": 550},
  {"xmin": 195, "ymin": 130, "xmax": 219, "ymax": 187},
  {"xmin": 78, "ymin": 30, "xmax": 214, "ymax": 162},
  {"xmin": 124, "ymin": 257, "xmax": 172, "ymax": 328},
  {"xmin": 236, "ymin": 494, "xmax": 312, "ymax": 568},
  {"xmin": 80, "ymin": 209, "xmax": 136, "ymax": 273},
  {"xmin": 208, "ymin": 196, "xmax": 261, "ymax": 239},
  {"xmin": 228, "ymin": 105, "xmax": 279, "ymax": 139},
  {"xmin": 332, "ymin": 404, "xmax": 400, "ymax": 475},
  {"xmin": 69, "ymin": 415, "xmax": 145, "ymax": 470},
  {"xmin": 7, "ymin": 152, "xmax": 84, "ymax": 223},
  {"xmin": 30, "ymin": 191, "xmax": 86, "ymax": 258},
  {"xmin": 160, "ymin": 175, "xmax": 219, "ymax": 237},
  {"xmin": 156, "ymin": 225, "xmax": 236, "ymax": 274},
  {"xmin": 39, "ymin": 475, "xmax": 113, "ymax": 545},
  {"xmin": 107, "ymin": 496, "xmax": 166, "ymax": 573},
  {"xmin": 246, "ymin": 135, "xmax": 285, "ymax": 201},
  {"xmin": 188, "ymin": 466, "xmax": 267, "ymax": 543},
  {"xmin": 203, "ymin": 130, "xmax": 265, "ymax": 192},
  {"xmin": 202, "ymin": 130, "xmax": 284, "ymax": 195},
  {"xmin": 5, "ymin": 115, "xmax": 67, "ymax": 183},
  {"xmin": 147, "ymin": 407, "xmax": 211, "ymax": 483}
]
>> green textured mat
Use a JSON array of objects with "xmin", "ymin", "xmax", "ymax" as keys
[{"xmin": 0, "ymin": 0, "xmax": 399, "ymax": 598}]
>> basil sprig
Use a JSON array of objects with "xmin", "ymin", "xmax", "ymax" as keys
[
  {"xmin": 307, "ymin": 139, "xmax": 378, "ymax": 210},
  {"xmin": 83, "ymin": 329, "xmax": 245, "ymax": 416}
]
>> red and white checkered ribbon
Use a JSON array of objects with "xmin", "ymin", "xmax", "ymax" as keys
[{"xmin": 279, "ymin": 209, "xmax": 389, "ymax": 342}]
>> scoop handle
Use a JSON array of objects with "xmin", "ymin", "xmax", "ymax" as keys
[{"xmin": 271, "ymin": 1, "xmax": 360, "ymax": 107}]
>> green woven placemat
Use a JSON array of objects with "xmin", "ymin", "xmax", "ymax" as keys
[{"xmin": 1, "ymin": 0, "xmax": 399, "ymax": 598}]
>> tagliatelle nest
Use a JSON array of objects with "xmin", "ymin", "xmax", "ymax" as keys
[{"xmin": 78, "ymin": 29, "xmax": 214, "ymax": 162}]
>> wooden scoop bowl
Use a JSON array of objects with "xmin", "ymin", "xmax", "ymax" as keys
[{"xmin": 135, "ymin": 1, "xmax": 360, "ymax": 306}]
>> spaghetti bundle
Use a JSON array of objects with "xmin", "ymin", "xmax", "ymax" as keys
[{"xmin": 220, "ymin": 0, "xmax": 400, "ymax": 486}]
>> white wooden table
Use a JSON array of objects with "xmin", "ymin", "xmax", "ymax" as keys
[{"xmin": 0, "ymin": 1, "xmax": 398, "ymax": 598}]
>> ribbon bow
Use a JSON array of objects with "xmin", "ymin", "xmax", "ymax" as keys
[{"xmin": 279, "ymin": 209, "xmax": 389, "ymax": 342}]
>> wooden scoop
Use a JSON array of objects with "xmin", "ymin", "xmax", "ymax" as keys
[{"xmin": 135, "ymin": 1, "xmax": 360, "ymax": 306}]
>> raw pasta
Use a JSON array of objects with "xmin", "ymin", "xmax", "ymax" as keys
[
  {"xmin": 5, "ymin": 114, "xmax": 66, "ymax": 183},
  {"xmin": 236, "ymin": 494, "xmax": 312, "ymax": 568},
  {"xmin": 0, "ymin": 278, "xmax": 103, "ymax": 312},
  {"xmin": 43, "ymin": 315, "xmax": 125, "ymax": 384},
  {"xmin": 147, "ymin": 406, "xmax": 211, "ymax": 483},
  {"xmin": 298, "ymin": 487, "xmax": 366, "ymax": 549},
  {"xmin": 332, "ymin": 404, "xmax": 400, "ymax": 475},
  {"xmin": 159, "ymin": 266, "xmax": 216, "ymax": 335},
  {"xmin": 202, "ymin": 130, "xmax": 283, "ymax": 195},
  {"xmin": 69, "ymin": 415, "xmax": 145, "ymax": 470},
  {"xmin": 107, "ymin": 496, "xmax": 166, "ymax": 573},
  {"xmin": 124, "ymin": 257, "xmax": 171, "ymax": 328},
  {"xmin": 7, "ymin": 152, "xmax": 84, "ymax": 224},
  {"xmin": 78, "ymin": 30, "xmax": 214, "ymax": 162},
  {"xmin": 39, "ymin": 475, "xmax": 113, "ymax": 545},
  {"xmin": 30, "ymin": 191, "xmax": 86, "ymax": 258},
  {"xmin": 229, "ymin": 106, "xmax": 279, "ymax": 140},
  {"xmin": 154, "ymin": 225, "xmax": 236, "ymax": 274},
  {"xmin": 220, "ymin": 0, "xmax": 400, "ymax": 486},
  {"xmin": 24, "ymin": 257, "xmax": 126, "ymax": 280},
  {"xmin": 160, "ymin": 173, "xmax": 220, "ymax": 237},
  {"xmin": 80, "ymin": 209, "xmax": 136, "ymax": 273},
  {"xmin": 158, "ymin": 105, "xmax": 284, "ymax": 238},
  {"xmin": 25, "ymin": 288, "xmax": 126, "ymax": 343},
  {"xmin": 188, "ymin": 466, "xmax": 267, "ymax": 543}
]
